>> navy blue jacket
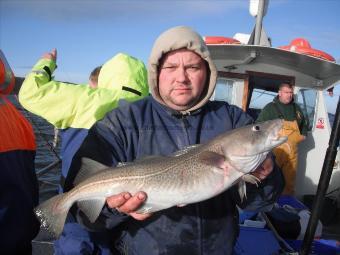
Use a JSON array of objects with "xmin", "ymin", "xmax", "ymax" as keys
[
  {"xmin": 0, "ymin": 96, "xmax": 39, "ymax": 254},
  {"xmin": 56, "ymin": 129, "xmax": 115, "ymax": 255},
  {"xmin": 69, "ymin": 96, "xmax": 284, "ymax": 255},
  {"xmin": 59, "ymin": 128, "xmax": 88, "ymax": 191}
]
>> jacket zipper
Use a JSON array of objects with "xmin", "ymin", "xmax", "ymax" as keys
[
  {"xmin": 180, "ymin": 116, "xmax": 191, "ymax": 146},
  {"xmin": 180, "ymin": 116, "xmax": 203, "ymax": 254}
]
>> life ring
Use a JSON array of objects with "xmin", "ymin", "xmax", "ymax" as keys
[
  {"xmin": 204, "ymin": 36, "xmax": 241, "ymax": 45},
  {"xmin": 279, "ymin": 38, "xmax": 335, "ymax": 62},
  {"xmin": 0, "ymin": 50, "xmax": 15, "ymax": 95}
]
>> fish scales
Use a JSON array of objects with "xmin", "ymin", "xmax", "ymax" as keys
[{"xmin": 34, "ymin": 119, "xmax": 287, "ymax": 238}]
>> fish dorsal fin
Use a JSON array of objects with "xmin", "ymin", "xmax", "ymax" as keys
[
  {"xmin": 135, "ymin": 155, "xmax": 161, "ymax": 162},
  {"xmin": 116, "ymin": 161, "xmax": 133, "ymax": 167},
  {"xmin": 198, "ymin": 151, "xmax": 226, "ymax": 168},
  {"xmin": 74, "ymin": 158, "xmax": 108, "ymax": 185},
  {"xmin": 171, "ymin": 144, "xmax": 200, "ymax": 157},
  {"xmin": 77, "ymin": 198, "xmax": 106, "ymax": 223},
  {"xmin": 116, "ymin": 156, "xmax": 167, "ymax": 168}
]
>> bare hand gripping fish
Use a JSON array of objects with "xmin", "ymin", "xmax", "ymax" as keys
[{"xmin": 35, "ymin": 119, "xmax": 287, "ymax": 238}]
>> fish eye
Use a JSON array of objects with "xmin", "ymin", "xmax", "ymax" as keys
[{"xmin": 252, "ymin": 125, "xmax": 260, "ymax": 131}]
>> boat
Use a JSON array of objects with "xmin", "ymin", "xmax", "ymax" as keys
[
  {"xmin": 206, "ymin": 39, "xmax": 340, "ymax": 254},
  {"xmin": 3, "ymin": 0, "xmax": 339, "ymax": 254},
  {"xmin": 205, "ymin": 35, "xmax": 340, "ymax": 199},
  {"xmin": 204, "ymin": 1, "xmax": 340, "ymax": 254},
  {"xmin": 24, "ymin": 36, "xmax": 339, "ymax": 253}
]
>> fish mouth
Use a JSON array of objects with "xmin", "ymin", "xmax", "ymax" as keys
[
  {"xmin": 266, "ymin": 135, "xmax": 287, "ymax": 151},
  {"xmin": 267, "ymin": 119, "xmax": 287, "ymax": 149}
]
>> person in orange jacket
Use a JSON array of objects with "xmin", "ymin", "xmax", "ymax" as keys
[{"xmin": 0, "ymin": 50, "xmax": 40, "ymax": 254}]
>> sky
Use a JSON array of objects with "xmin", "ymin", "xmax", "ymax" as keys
[{"xmin": 1, "ymin": 0, "xmax": 340, "ymax": 113}]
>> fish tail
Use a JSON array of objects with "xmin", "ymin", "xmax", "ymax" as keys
[{"xmin": 34, "ymin": 193, "xmax": 71, "ymax": 238}]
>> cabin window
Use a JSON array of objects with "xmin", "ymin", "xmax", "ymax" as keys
[
  {"xmin": 296, "ymin": 89, "xmax": 317, "ymax": 131},
  {"xmin": 248, "ymin": 88, "xmax": 277, "ymax": 110},
  {"xmin": 211, "ymin": 78, "xmax": 233, "ymax": 103},
  {"xmin": 248, "ymin": 88, "xmax": 277, "ymax": 120}
]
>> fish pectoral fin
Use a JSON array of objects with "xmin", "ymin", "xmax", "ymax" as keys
[
  {"xmin": 241, "ymin": 174, "xmax": 260, "ymax": 186},
  {"xmin": 77, "ymin": 198, "xmax": 106, "ymax": 223},
  {"xmin": 75, "ymin": 158, "xmax": 109, "ymax": 185},
  {"xmin": 135, "ymin": 203, "xmax": 165, "ymax": 214},
  {"xmin": 136, "ymin": 206, "xmax": 153, "ymax": 214},
  {"xmin": 198, "ymin": 151, "xmax": 227, "ymax": 169}
]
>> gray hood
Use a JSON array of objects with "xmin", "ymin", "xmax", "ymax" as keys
[{"xmin": 148, "ymin": 26, "xmax": 217, "ymax": 114}]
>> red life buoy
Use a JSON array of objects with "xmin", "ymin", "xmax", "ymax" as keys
[
  {"xmin": 204, "ymin": 36, "xmax": 241, "ymax": 45},
  {"xmin": 0, "ymin": 50, "xmax": 15, "ymax": 95},
  {"xmin": 279, "ymin": 38, "xmax": 335, "ymax": 62}
]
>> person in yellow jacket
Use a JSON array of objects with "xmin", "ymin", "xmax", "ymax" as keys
[
  {"xmin": 19, "ymin": 48, "xmax": 149, "ymax": 129},
  {"xmin": 88, "ymin": 65, "xmax": 102, "ymax": 88},
  {"xmin": 18, "ymin": 49, "xmax": 149, "ymax": 254},
  {"xmin": 256, "ymin": 82, "xmax": 308, "ymax": 195}
]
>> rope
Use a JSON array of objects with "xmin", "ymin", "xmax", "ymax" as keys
[
  {"xmin": 37, "ymin": 159, "xmax": 61, "ymax": 177},
  {"xmin": 260, "ymin": 212, "xmax": 296, "ymax": 253}
]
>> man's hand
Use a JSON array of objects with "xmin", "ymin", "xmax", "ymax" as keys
[
  {"xmin": 106, "ymin": 191, "xmax": 152, "ymax": 220},
  {"xmin": 42, "ymin": 48, "xmax": 57, "ymax": 62},
  {"xmin": 252, "ymin": 154, "xmax": 274, "ymax": 181}
]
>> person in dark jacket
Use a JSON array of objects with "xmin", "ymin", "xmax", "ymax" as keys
[
  {"xmin": 0, "ymin": 50, "xmax": 40, "ymax": 254},
  {"xmin": 69, "ymin": 26, "xmax": 284, "ymax": 255},
  {"xmin": 256, "ymin": 82, "xmax": 308, "ymax": 195}
]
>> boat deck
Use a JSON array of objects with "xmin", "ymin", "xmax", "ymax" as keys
[{"xmin": 323, "ymin": 214, "xmax": 340, "ymax": 241}]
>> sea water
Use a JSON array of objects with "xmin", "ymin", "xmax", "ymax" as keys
[{"xmin": 8, "ymin": 95, "xmax": 61, "ymax": 202}]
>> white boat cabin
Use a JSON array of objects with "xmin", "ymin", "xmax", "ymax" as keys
[{"xmin": 207, "ymin": 42, "xmax": 340, "ymax": 198}]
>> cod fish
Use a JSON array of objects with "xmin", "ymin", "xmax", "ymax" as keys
[{"xmin": 35, "ymin": 119, "xmax": 287, "ymax": 238}]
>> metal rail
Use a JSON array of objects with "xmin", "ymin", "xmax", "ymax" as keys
[{"xmin": 300, "ymin": 97, "xmax": 340, "ymax": 254}]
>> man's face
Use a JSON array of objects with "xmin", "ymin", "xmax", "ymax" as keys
[
  {"xmin": 158, "ymin": 49, "xmax": 207, "ymax": 111},
  {"xmin": 278, "ymin": 85, "xmax": 294, "ymax": 104}
]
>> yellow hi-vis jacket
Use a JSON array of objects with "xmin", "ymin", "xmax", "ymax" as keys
[{"xmin": 18, "ymin": 53, "xmax": 149, "ymax": 129}]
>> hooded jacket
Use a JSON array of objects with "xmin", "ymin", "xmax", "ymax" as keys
[
  {"xmin": 71, "ymin": 26, "xmax": 284, "ymax": 255},
  {"xmin": 0, "ymin": 50, "xmax": 39, "ymax": 254}
]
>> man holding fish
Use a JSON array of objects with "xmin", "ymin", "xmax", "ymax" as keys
[{"xmin": 36, "ymin": 26, "xmax": 285, "ymax": 254}]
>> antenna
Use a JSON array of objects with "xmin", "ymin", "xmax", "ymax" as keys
[{"xmin": 249, "ymin": 0, "xmax": 269, "ymax": 45}]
